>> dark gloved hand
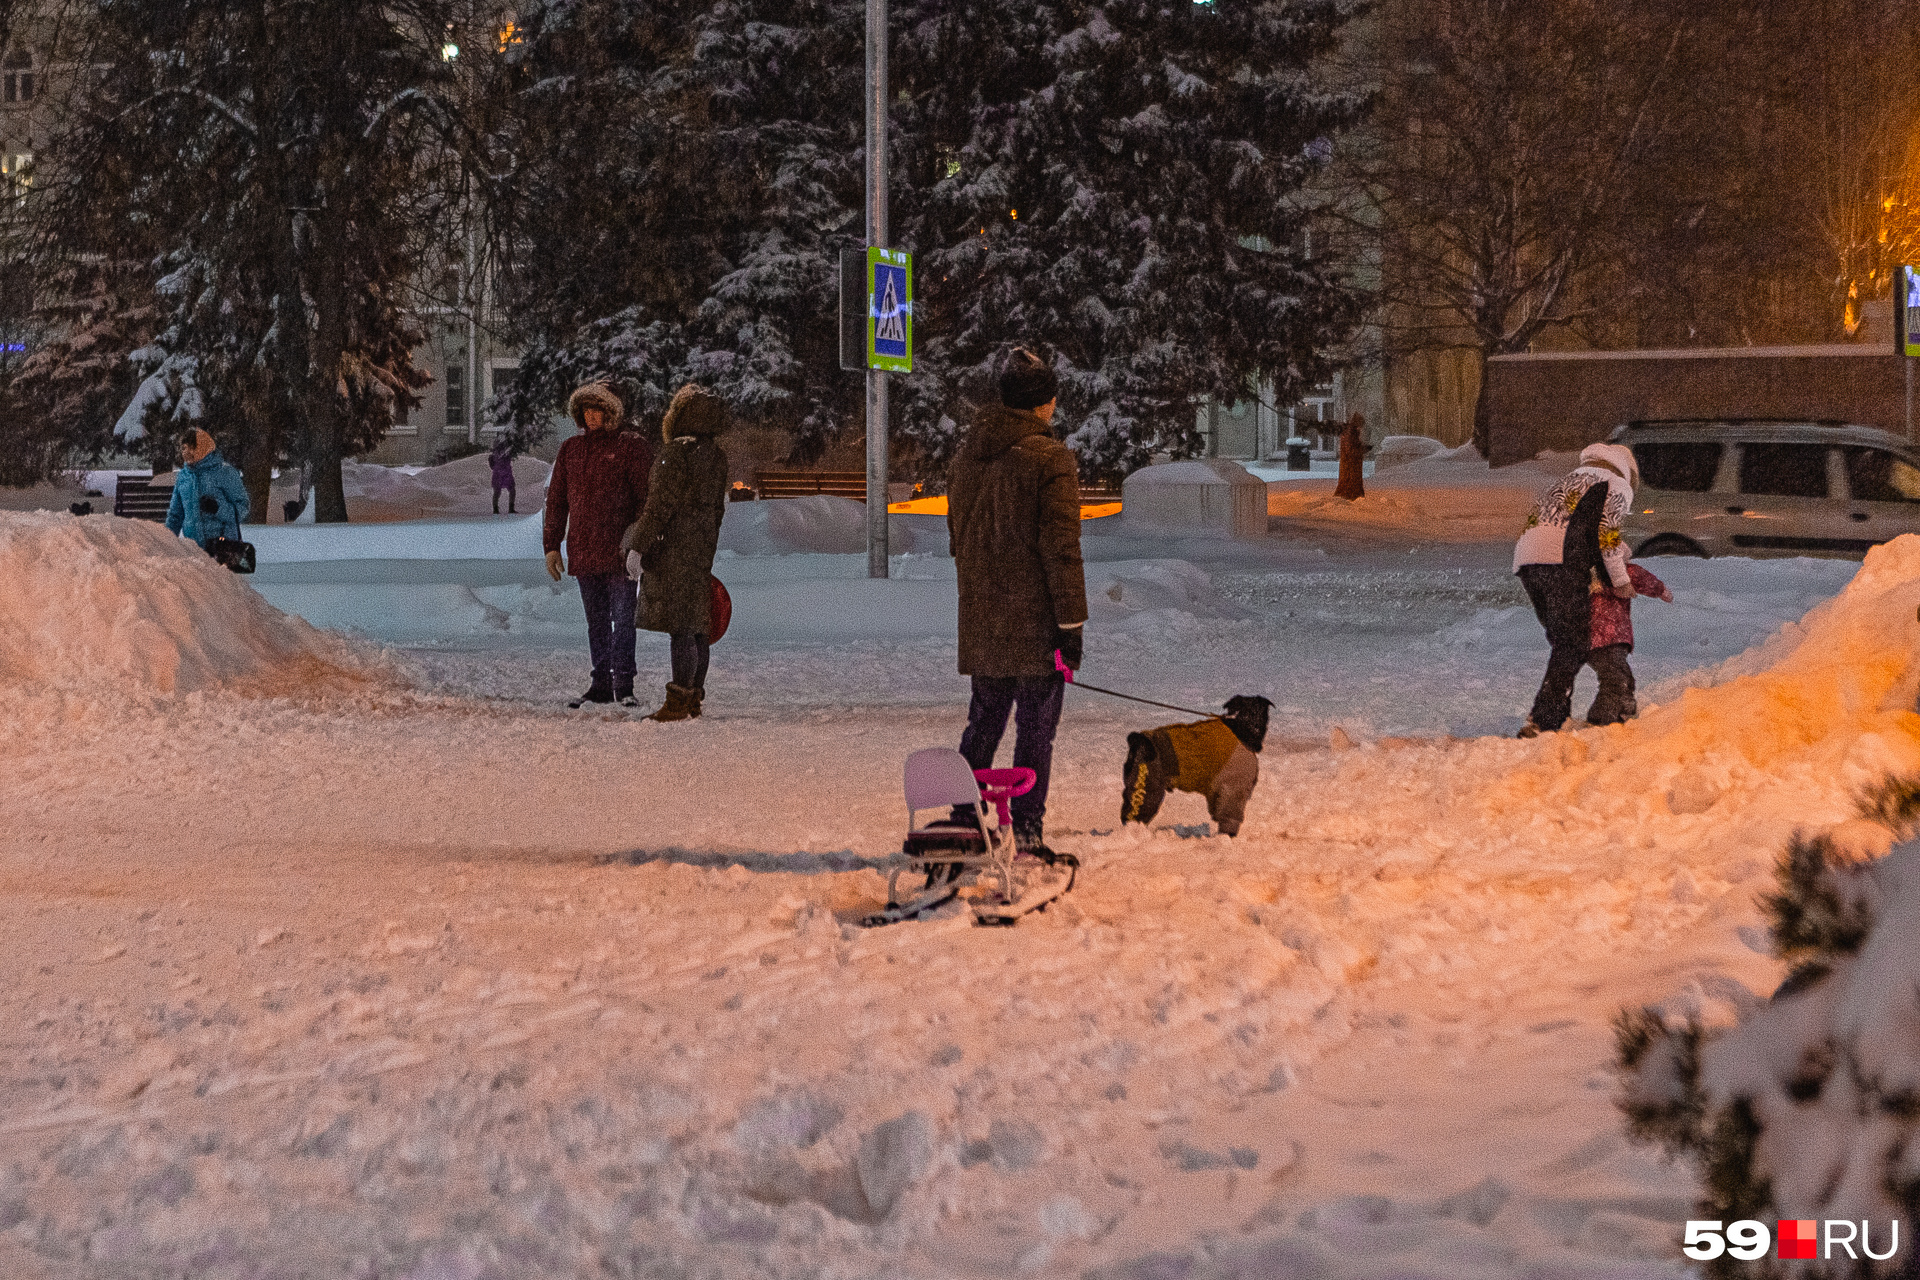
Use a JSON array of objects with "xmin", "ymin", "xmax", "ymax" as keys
[
  {"xmin": 199, "ymin": 496, "xmax": 219, "ymax": 515},
  {"xmin": 1053, "ymin": 626, "xmax": 1083, "ymax": 671}
]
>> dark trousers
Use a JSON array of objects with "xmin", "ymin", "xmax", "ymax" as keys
[
  {"xmin": 577, "ymin": 573, "xmax": 638, "ymax": 692},
  {"xmin": 493, "ymin": 483, "xmax": 515, "ymax": 514},
  {"xmin": 1518, "ymin": 564, "xmax": 1591, "ymax": 732},
  {"xmin": 1586, "ymin": 644, "xmax": 1637, "ymax": 726},
  {"xmin": 670, "ymin": 632, "xmax": 711, "ymax": 690},
  {"xmin": 958, "ymin": 675, "xmax": 1065, "ymax": 835}
]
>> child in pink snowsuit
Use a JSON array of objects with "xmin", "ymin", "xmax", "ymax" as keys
[{"xmin": 1585, "ymin": 559, "xmax": 1672, "ymax": 725}]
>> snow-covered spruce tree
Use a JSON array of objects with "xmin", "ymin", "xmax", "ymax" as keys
[
  {"xmin": 887, "ymin": 0, "xmax": 1364, "ymax": 480},
  {"xmin": 1615, "ymin": 787, "xmax": 1920, "ymax": 1278},
  {"xmin": 34, "ymin": 0, "xmax": 444, "ymax": 520},
  {"xmin": 1, "ymin": 255, "xmax": 155, "ymax": 482},
  {"xmin": 494, "ymin": 0, "xmax": 864, "ymax": 456}
]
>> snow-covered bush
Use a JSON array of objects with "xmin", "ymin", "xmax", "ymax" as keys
[{"xmin": 1615, "ymin": 788, "xmax": 1920, "ymax": 1278}]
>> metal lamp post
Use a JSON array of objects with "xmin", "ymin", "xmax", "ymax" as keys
[{"xmin": 864, "ymin": 0, "xmax": 890, "ymax": 578}]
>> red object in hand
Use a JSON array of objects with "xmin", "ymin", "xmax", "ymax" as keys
[
  {"xmin": 1054, "ymin": 650, "xmax": 1075, "ymax": 682},
  {"xmin": 709, "ymin": 575, "xmax": 733, "ymax": 643}
]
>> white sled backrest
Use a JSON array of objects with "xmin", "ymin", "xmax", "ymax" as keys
[{"xmin": 904, "ymin": 748, "xmax": 980, "ymax": 814}]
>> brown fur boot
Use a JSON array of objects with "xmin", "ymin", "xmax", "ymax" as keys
[{"xmin": 646, "ymin": 684, "xmax": 697, "ymax": 723}]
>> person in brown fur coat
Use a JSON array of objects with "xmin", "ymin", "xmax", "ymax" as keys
[{"xmin": 948, "ymin": 347, "xmax": 1088, "ymax": 853}]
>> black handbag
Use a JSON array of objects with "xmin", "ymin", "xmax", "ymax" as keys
[{"xmin": 201, "ymin": 495, "xmax": 256, "ymax": 574}]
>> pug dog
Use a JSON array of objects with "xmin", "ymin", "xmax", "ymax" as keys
[{"xmin": 1121, "ymin": 696, "xmax": 1273, "ymax": 837}]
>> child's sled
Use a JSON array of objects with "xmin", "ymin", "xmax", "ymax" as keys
[{"xmin": 859, "ymin": 748, "xmax": 1079, "ymax": 928}]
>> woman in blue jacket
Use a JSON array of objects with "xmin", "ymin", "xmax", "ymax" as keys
[{"xmin": 165, "ymin": 428, "xmax": 251, "ymax": 549}]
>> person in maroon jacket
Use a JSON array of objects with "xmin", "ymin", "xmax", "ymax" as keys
[{"xmin": 543, "ymin": 382, "xmax": 653, "ymax": 707}]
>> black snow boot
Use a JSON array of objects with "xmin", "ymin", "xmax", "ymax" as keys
[
  {"xmin": 614, "ymin": 681, "xmax": 638, "ymax": 708},
  {"xmin": 1014, "ymin": 824, "xmax": 1055, "ymax": 861},
  {"xmin": 569, "ymin": 682, "xmax": 615, "ymax": 709}
]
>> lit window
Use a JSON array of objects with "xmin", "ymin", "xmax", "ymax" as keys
[
  {"xmin": 2, "ymin": 152, "xmax": 32, "ymax": 199},
  {"xmin": 497, "ymin": 22, "xmax": 522, "ymax": 51}
]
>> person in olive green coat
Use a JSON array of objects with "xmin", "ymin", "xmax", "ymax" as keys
[
  {"xmin": 947, "ymin": 347, "xmax": 1089, "ymax": 850},
  {"xmin": 620, "ymin": 384, "xmax": 730, "ymax": 721}
]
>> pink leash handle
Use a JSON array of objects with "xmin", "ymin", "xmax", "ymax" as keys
[{"xmin": 1054, "ymin": 649, "xmax": 1075, "ymax": 682}]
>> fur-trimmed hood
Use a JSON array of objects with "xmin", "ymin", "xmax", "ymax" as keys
[
  {"xmin": 1579, "ymin": 442, "xmax": 1639, "ymax": 490},
  {"xmin": 660, "ymin": 383, "xmax": 727, "ymax": 441},
  {"xmin": 567, "ymin": 382, "xmax": 624, "ymax": 431}
]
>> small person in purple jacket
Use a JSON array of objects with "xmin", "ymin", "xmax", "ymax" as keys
[
  {"xmin": 489, "ymin": 439, "xmax": 517, "ymax": 514},
  {"xmin": 1585, "ymin": 558, "xmax": 1673, "ymax": 726}
]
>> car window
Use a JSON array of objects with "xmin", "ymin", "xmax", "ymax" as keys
[
  {"xmin": 1844, "ymin": 447, "xmax": 1920, "ymax": 503},
  {"xmin": 1738, "ymin": 443, "xmax": 1830, "ymax": 498},
  {"xmin": 1633, "ymin": 442, "xmax": 1722, "ymax": 492}
]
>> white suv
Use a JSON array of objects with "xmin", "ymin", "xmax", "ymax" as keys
[{"xmin": 1613, "ymin": 420, "xmax": 1920, "ymax": 559}]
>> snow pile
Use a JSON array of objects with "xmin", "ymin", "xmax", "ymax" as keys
[
  {"xmin": 1371, "ymin": 435, "xmax": 1446, "ymax": 469},
  {"xmin": 0, "ymin": 512, "xmax": 393, "ymax": 695},
  {"xmin": 1460, "ymin": 537, "xmax": 1920, "ymax": 833},
  {"xmin": 718, "ymin": 495, "xmax": 920, "ymax": 556},
  {"xmin": 1087, "ymin": 559, "xmax": 1248, "ymax": 631}
]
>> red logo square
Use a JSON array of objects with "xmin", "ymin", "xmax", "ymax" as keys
[{"xmin": 1779, "ymin": 1219, "xmax": 1819, "ymax": 1260}]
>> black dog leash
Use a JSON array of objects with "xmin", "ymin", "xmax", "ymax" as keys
[{"xmin": 1054, "ymin": 652, "xmax": 1221, "ymax": 719}]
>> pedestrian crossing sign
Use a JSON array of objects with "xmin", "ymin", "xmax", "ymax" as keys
[{"xmin": 867, "ymin": 247, "xmax": 912, "ymax": 373}]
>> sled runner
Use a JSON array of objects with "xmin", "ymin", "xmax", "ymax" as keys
[{"xmin": 860, "ymin": 749, "xmax": 1078, "ymax": 928}]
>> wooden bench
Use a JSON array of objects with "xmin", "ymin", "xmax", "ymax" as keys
[
  {"xmin": 753, "ymin": 470, "xmax": 871, "ymax": 500},
  {"xmin": 113, "ymin": 477, "xmax": 173, "ymax": 522},
  {"xmin": 751, "ymin": 470, "xmax": 1123, "ymax": 507}
]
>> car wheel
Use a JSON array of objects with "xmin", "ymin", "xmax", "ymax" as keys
[{"xmin": 1634, "ymin": 533, "xmax": 1708, "ymax": 558}]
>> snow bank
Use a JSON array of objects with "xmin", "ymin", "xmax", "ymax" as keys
[
  {"xmin": 1467, "ymin": 536, "xmax": 1920, "ymax": 833},
  {"xmin": 719, "ymin": 495, "xmax": 920, "ymax": 556},
  {"xmin": 0, "ymin": 513, "xmax": 393, "ymax": 695},
  {"xmin": 1371, "ymin": 435, "xmax": 1445, "ymax": 469},
  {"xmin": 1087, "ymin": 560, "xmax": 1248, "ymax": 631},
  {"xmin": 249, "ymin": 511, "xmax": 545, "ymax": 563}
]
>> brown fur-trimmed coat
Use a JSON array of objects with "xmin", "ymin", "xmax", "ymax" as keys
[
  {"xmin": 947, "ymin": 404, "xmax": 1088, "ymax": 677},
  {"xmin": 621, "ymin": 386, "xmax": 729, "ymax": 635}
]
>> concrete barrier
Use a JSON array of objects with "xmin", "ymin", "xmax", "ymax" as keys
[{"xmin": 1120, "ymin": 458, "xmax": 1267, "ymax": 539}]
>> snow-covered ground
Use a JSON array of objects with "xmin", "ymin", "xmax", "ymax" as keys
[{"xmin": 2, "ymin": 450, "xmax": 1912, "ymax": 1279}]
